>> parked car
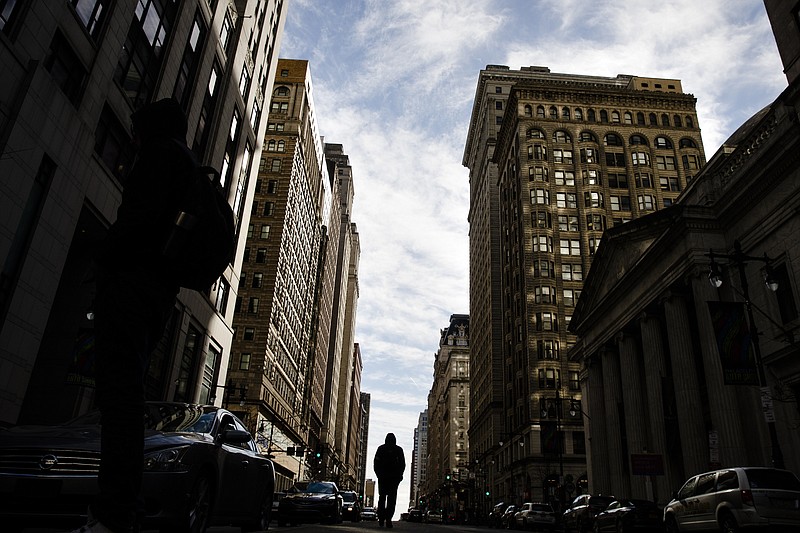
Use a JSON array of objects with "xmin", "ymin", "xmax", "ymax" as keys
[
  {"xmin": 408, "ymin": 508, "xmax": 424, "ymax": 522},
  {"xmin": 501, "ymin": 504, "xmax": 519, "ymax": 528},
  {"xmin": 277, "ymin": 480, "xmax": 343, "ymax": 526},
  {"xmin": 340, "ymin": 490, "xmax": 361, "ymax": 522},
  {"xmin": 663, "ymin": 467, "xmax": 800, "ymax": 532},
  {"xmin": 563, "ymin": 494, "xmax": 617, "ymax": 532},
  {"xmin": 271, "ymin": 491, "xmax": 287, "ymax": 524},
  {"xmin": 490, "ymin": 501, "xmax": 507, "ymax": 528},
  {"xmin": 361, "ymin": 506, "xmax": 378, "ymax": 520},
  {"xmin": 592, "ymin": 499, "xmax": 663, "ymax": 532},
  {"xmin": 515, "ymin": 502, "xmax": 557, "ymax": 530},
  {"xmin": 425, "ymin": 508, "xmax": 445, "ymax": 524},
  {"xmin": 0, "ymin": 402, "xmax": 275, "ymax": 533}
]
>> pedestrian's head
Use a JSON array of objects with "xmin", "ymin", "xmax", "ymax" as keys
[
  {"xmin": 385, "ymin": 432, "xmax": 396, "ymax": 445},
  {"xmin": 130, "ymin": 98, "xmax": 188, "ymax": 146}
]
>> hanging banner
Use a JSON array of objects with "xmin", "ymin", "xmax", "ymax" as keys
[{"xmin": 707, "ymin": 301, "xmax": 758, "ymax": 385}]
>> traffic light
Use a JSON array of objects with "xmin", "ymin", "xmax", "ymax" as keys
[
  {"xmin": 315, "ymin": 450, "xmax": 322, "ymax": 459},
  {"xmin": 485, "ymin": 490, "xmax": 491, "ymax": 497},
  {"xmin": 445, "ymin": 470, "xmax": 451, "ymax": 481}
]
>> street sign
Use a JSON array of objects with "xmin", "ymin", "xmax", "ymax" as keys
[{"xmin": 630, "ymin": 453, "xmax": 665, "ymax": 476}]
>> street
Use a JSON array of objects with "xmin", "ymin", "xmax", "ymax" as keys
[{"xmin": 21, "ymin": 520, "xmax": 565, "ymax": 533}]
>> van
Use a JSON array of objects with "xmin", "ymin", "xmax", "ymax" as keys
[{"xmin": 663, "ymin": 467, "xmax": 800, "ymax": 532}]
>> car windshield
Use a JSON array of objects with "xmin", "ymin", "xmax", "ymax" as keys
[
  {"xmin": 590, "ymin": 496, "xmax": 616, "ymax": 508},
  {"xmin": 63, "ymin": 403, "xmax": 219, "ymax": 433},
  {"xmin": 307, "ymin": 482, "xmax": 336, "ymax": 494},
  {"xmin": 532, "ymin": 504, "xmax": 553, "ymax": 512},
  {"xmin": 745, "ymin": 469, "xmax": 800, "ymax": 490},
  {"xmin": 341, "ymin": 492, "xmax": 357, "ymax": 502}
]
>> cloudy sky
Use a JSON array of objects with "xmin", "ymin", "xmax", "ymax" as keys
[{"xmin": 279, "ymin": 0, "xmax": 787, "ymax": 513}]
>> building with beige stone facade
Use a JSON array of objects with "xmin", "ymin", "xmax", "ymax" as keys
[
  {"xmin": 463, "ymin": 65, "xmax": 705, "ymax": 511},
  {"xmin": 0, "ymin": 0, "xmax": 286, "ymax": 426}
]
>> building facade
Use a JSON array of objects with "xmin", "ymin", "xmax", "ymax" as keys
[
  {"xmin": 411, "ymin": 409, "xmax": 428, "ymax": 508},
  {"xmin": 424, "ymin": 314, "xmax": 470, "ymax": 521},
  {"xmin": 358, "ymin": 391, "xmax": 371, "ymax": 499},
  {"xmin": 463, "ymin": 65, "xmax": 705, "ymax": 510},
  {"xmin": 0, "ymin": 0, "xmax": 286, "ymax": 425},
  {"xmin": 569, "ymin": 0, "xmax": 800, "ymax": 505}
]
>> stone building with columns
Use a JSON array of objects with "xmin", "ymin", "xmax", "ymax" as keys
[{"xmin": 568, "ymin": 76, "xmax": 800, "ymax": 504}]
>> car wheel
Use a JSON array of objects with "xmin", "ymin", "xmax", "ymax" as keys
[
  {"xmin": 719, "ymin": 512, "xmax": 739, "ymax": 533},
  {"xmin": 169, "ymin": 472, "xmax": 213, "ymax": 533},
  {"xmin": 241, "ymin": 489, "xmax": 271, "ymax": 532},
  {"xmin": 664, "ymin": 516, "xmax": 680, "ymax": 533}
]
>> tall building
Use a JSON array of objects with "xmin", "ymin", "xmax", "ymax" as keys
[
  {"xmin": 0, "ymin": 0, "xmax": 286, "ymax": 425},
  {"xmin": 424, "ymin": 314, "xmax": 470, "ymax": 520},
  {"xmin": 568, "ymin": 0, "xmax": 800, "ymax": 504},
  {"xmin": 229, "ymin": 58, "xmax": 329, "ymax": 486},
  {"xmin": 411, "ymin": 409, "xmax": 428, "ymax": 507},
  {"xmin": 357, "ymin": 392, "xmax": 371, "ymax": 499},
  {"xmin": 463, "ymin": 65, "xmax": 705, "ymax": 509}
]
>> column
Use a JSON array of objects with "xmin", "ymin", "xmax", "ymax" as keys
[
  {"xmin": 639, "ymin": 313, "xmax": 679, "ymax": 504},
  {"xmin": 617, "ymin": 333, "xmax": 649, "ymax": 499},
  {"xmin": 663, "ymin": 292, "xmax": 708, "ymax": 476},
  {"xmin": 585, "ymin": 353, "xmax": 611, "ymax": 495},
  {"xmin": 691, "ymin": 274, "xmax": 749, "ymax": 466},
  {"xmin": 601, "ymin": 347, "xmax": 630, "ymax": 498}
]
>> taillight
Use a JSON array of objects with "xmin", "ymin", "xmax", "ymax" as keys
[{"xmin": 741, "ymin": 489, "xmax": 754, "ymax": 506}]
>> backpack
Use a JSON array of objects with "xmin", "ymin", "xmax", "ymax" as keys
[{"xmin": 162, "ymin": 159, "xmax": 235, "ymax": 292}]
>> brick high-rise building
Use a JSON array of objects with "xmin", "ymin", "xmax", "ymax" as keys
[
  {"xmin": 463, "ymin": 65, "xmax": 705, "ymax": 509},
  {"xmin": 0, "ymin": 0, "xmax": 286, "ymax": 425}
]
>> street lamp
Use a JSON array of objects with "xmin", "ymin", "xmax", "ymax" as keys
[{"xmin": 706, "ymin": 240, "xmax": 784, "ymax": 469}]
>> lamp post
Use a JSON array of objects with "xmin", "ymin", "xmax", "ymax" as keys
[{"xmin": 707, "ymin": 240, "xmax": 784, "ymax": 470}]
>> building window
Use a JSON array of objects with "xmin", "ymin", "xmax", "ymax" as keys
[
  {"xmin": 243, "ymin": 327, "xmax": 255, "ymax": 340},
  {"xmin": 213, "ymin": 277, "xmax": 229, "ymax": 315},
  {"xmin": 263, "ymin": 202, "xmax": 274, "ymax": 216},
  {"xmin": 605, "ymin": 152, "xmax": 625, "ymax": 167},
  {"xmin": 536, "ymin": 312, "xmax": 556, "ymax": 331},
  {"xmin": 637, "ymin": 194, "xmax": 655, "ymax": 211},
  {"xmin": 94, "ymin": 104, "xmax": 135, "ymax": 181},
  {"xmin": 582, "ymin": 169, "xmax": 600, "ymax": 185},
  {"xmin": 655, "ymin": 136, "xmax": 673, "ymax": 149},
  {"xmin": 553, "ymin": 131, "xmax": 572, "ymax": 143},
  {"xmin": 630, "ymin": 134, "xmax": 648, "ymax": 146},
  {"xmin": 586, "ymin": 214, "xmax": 605, "ymax": 231},
  {"xmin": 561, "ymin": 263, "xmax": 583, "ymax": 281},
  {"xmin": 534, "ymin": 260, "xmax": 555, "ymax": 278},
  {"xmin": 528, "ymin": 144, "xmax": 547, "ymax": 161},
  {"xmin": 574, "ymin": 108, "xmax": 583, "ymax": 120},
  {"xmin": 549, "ymin": 106, "xmax": 558, "ymax": 119},
  {"xmin": 635, "ymin": 173, "xmax": 653, "ymax": 188},
  {"xmin": 116, "ymin": 0, "xmax": 179, "ymax": 107},
  {"xmin": 271, "ymin": 159, "xmax": 281, "ymax": 172},
  {"xmin": 560, "ymin": 239, "xmax": 580, "ymax": 256},
  {"xmin": 610, "ymin": 195, "xmax": 631, "ymax": 211},
  {"xmin": 255, "ymin": 248, "xmax": 267, "ymax": 263},
  {"xmin": 533, "ymin": 211, "xmax": 551, "ymax": 229},
  {"xmin": 535, "ymin": 286, "xmax": 554, "ymax": 304},
  {"xmin": 239, "ymin": 65, "xmax": 251, "ymax": 99},
  {"xmin": 45, "ymin": 30, "xmax": 87, "ymax": 106},
  {"xmin": 584, "ymin": 191, "xmax": 603, "ymax": 208},
  {"xmin": 173, "ymin": 10, "xmax": 206, "ymax": 109},
  {"xmin": 531, "ymin": 189, "xmax": 550, "ymax": 205},
  {"xmin": 537, "ymin": 340, "xmax": 559, "ymax": 360},
  {"xmin": 558, "ymin": 215, "xmax": 579, "ymax": 232},
  {"xmin": 631, "ymin": 152, "xmax": 650, "ymax": 166},
  {"xmin": 536, "ymin": 105, "xmax": 546, "ymax": 118},
  {"xmin": 569, "ymin": 372, "xmax": 580, "ymax": 391},
  {"xmin": 580, "ymin": 148, "xmax": 597, "ymax": 164},
  {"xmin": 260, "ymin": 225, "xmax": 270, "ymax": 239},
  {"xmin": 604, "ymin": 133, "xmax": 623, "ymax": 146},
  {"xmin": 239, "ymin": 353, "xmax": 251, "ymax": 370},
  {"xmin": 247, "ymin": 297, "xmax": 259, "ymax": 314},
  {"xmin": 587, "ymin": 108, "xmax": 596, "ymax": 122},
  {"xmin": 252, "ymin": 272, "xmax": 263, "ymax": 288},
  {"xmin": 552, "ymin": 149, "xmax": 573, "ymax": 164},
  {"xmin": 573, "ymin": 432, "xmax": 586, "ymax": 454},
  {"xmin": 495, "ymin": 86, "xmax": 502, "ymax": 93},
  {"xmin": 682, "ymin": 154, "xmax": 699, "ymax": 170},
  {"xmin": 657, "ymin": 155, "xmax": 677, "ymax": 170},
  {"xmin": 193, "ymin": 59, "xmax": 221, "ymax": 157},
  {"xmin": 220, "ymin": 10, "xmax": 233, "ymax": 50},
  {"xmin": 533, "ymin": 235, "xmax": 553, "ymax": 253},
  {"xmin": 530, "ymin": 166, "xmax": 548, "ymax": 182},
  {"xmin": 600, "ymin": 110, "xmax": 609, "ymax": 123},
  {"xmin": 538, "ymin": 368, "xmax": 560, "ymax": 387},
  {"xmin": 608, "ymin": 173, "xmax": 628, "ymax": 189},
  {"xmin": 661, "ymin": 114, "xmax": 670, "ymax": 127},
  {"xmin": 267, "ymin": 180, "xmax": 278, "ymax": 193},
  {"xmin": 69, "ymin": 0, "xmax": 109, "ymax": 40},
  {"xmin": 556, "ymin": 192, "xmax": 577, "ymax": 209}
]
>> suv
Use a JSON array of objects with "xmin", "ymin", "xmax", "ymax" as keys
[
  {"xmin": 515, "ymin": 502, "xmax": 557, "ymax": 530},
  {"xmin": 562, "ymin": 494, "xmax": 616, "ymax": 532},
  {"xmin": 664, "ymin": 467, "xmax": 800, "ymax": 532}
]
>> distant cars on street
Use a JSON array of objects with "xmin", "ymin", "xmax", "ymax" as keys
[
  {"xmin": 277, "ymin": 480, "xmax": 343, "ymax": 526},
  {"xmin": 563, "ymin": 494, "xmax": 616, "ymax": 532},
  {"xmin": 0, "ymin": 402, "xmax": 275, "ymax": 533},
  {"xmin": 515, "ymin": 502, "xmax": 557, "ymax": 530},
  {"xmin": 361, "ymin": 506, "xmax": 377, "ymax": 520},
  {"xmin": 489, "ymin": 501, "xmax": 507, "ymax": 528},
  {"xmin": 340, "ymin": 490, "xmax": 361, "ymax": 522},
  {"xmin": 501, "ymin": 504, "xmax": 519, "ymax": 528}
]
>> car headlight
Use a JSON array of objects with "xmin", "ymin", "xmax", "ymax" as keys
[{"xmin": 143, "ymin": 446, "xmax": 191, "ymax": 472}]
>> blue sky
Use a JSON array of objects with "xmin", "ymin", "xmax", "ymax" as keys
[{"xmin": 279, "ymin": 0, "xmax": 787, "ymax": 512}]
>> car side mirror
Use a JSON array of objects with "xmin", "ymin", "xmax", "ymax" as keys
[{"xmin": 219, "ymin": 429, "xmax": 252, "ymax": 445}]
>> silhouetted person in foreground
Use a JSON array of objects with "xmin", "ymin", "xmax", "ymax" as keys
[
  {"xmin": 72, "ymin": 99, "xmax": 194, "ymax": 533},
  {"xmin": 374, "ymin": 432, "xmax": 406, "ymax": 528}
]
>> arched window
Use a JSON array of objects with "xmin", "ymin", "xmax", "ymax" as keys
[
  {"xmin": 600, "ymin": 110, "xmax": 609, "ymax": 123},
  {"xmin": 623, "ymin": 112, "xmax": 633, "ymax": 125},
  {"xmin": 579, "ymin": 131, "xmax": 597, "ymax": 143},
  {"xmin": 679, "ymin": 138, "xmax": 697, "ymax": 148},
  {"xmin": 649, "ymin": 113, "xmax": 658, "ymax": 126},
  {"xmin": 673, "ymin": 114, "xmax": 682, "ymax": 127},
  {"xmin": 587, "ymin": 109, "xmax": 596, "ymax": 122},
  {"xmin": 277, "ymin": 140, "xmax": 286, "ymax": 152},
  {"xmin": 275, "ymin": 86, "xmax": 289, "ymax": 96},
  {"xmin": 636, "ymin": 112, "xmax": 645, "ymax": 125},
  {"xmin": 267, "ymin": 139, "xmax": 276, "ymax": 151},
  {"xmin": 562, "ymin": 107, "xmax": 571, "ymax": 119},
  {"xmin": 655, "ymin": 136, "xmax": 673, "ymax": 149},
  {"xmin": 661, "ymin": 114, "xmax": 670, "ymax": 127},
  {"xmin": 553, "ymin": 130, "xmax": 572, "ymax": 143},
  {"xmin": 527, "ymin": 128, "xmax": 545, "ymax": 139},
  {"xmin": 604, "ymin": 133, "xmax": 623, "ymax": 146},
  {"xmin": 630, "ymin": 134, "xmax": 649, "ymax": 146},
  {"xmin": 575, "ymin": 108, "xmax": 583, "ymax": 121},
  {"xmin": 611, "ymin": 111, "xmax": 620, "ymax": 123},
  {"xmin": 524, "ymin": 105, "xmax": 532, "ymax": 117},
  {"xmin": 686, "ymin": 116, "xmax": 695, "ymax": 128},
  {"xmin": 549, "ymin": 106, "xmax": 558, "ymax": 119},
  {"xmin": 536, "ymin": 105, "xmax": 546, "ymax": 118}
]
